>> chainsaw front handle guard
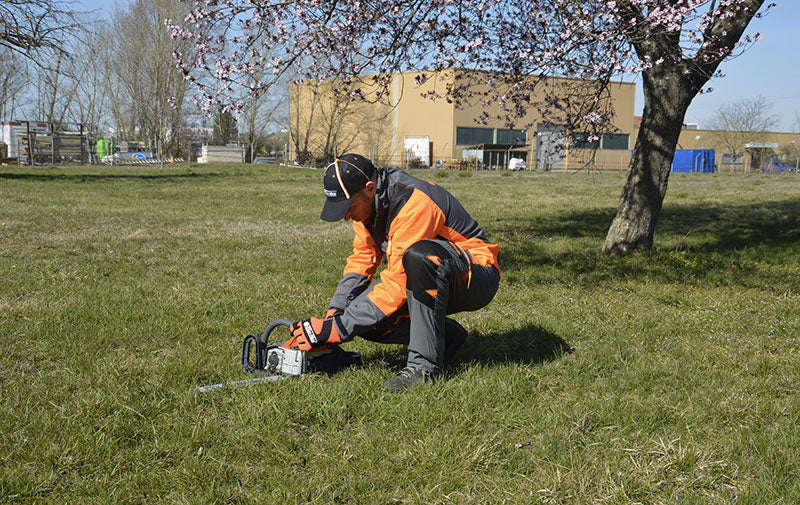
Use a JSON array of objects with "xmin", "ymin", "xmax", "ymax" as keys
[{"xmin": 241, "ymin": 318, "xmax": 294, "ymax": 374}]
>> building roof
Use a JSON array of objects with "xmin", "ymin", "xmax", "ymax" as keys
[{"xmin": 463, "ymin": 143, "xmax": 530, "ymax": 151}]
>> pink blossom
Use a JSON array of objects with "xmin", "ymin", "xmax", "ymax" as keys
[{"xmin": 168, "ymin": 0, "xmax": 772, "ymax": 125}]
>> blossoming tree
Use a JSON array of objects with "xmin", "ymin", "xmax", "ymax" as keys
[{"xmin": 170, "ymin": 0, "xmax": 772, "ymax": 254}]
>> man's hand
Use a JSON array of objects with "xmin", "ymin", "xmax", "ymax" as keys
[{"xmin": 290, "ymin": 316, "xmax": 342, "ymax": 351}]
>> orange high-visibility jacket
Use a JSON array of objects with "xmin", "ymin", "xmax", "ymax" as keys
[{"xmin": 331, "ymin": 166, "xmax": 499, "ymax": 337}]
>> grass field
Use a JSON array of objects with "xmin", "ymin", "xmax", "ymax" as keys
[{"xmin": 2, "ymin": 164, "xmax": 799, "ymax": 504}]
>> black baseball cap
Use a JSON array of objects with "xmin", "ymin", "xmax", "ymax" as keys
[{"xmin": 321, "ymin": 154, "xmax": 376, "ymax": 221}]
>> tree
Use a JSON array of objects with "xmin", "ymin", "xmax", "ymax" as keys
[
  {"xmin": 109, "ymin": 0, "xmax": 199, "ymax": 154},
  {"xmin": 290, "ymin": 80, "xmax": 321, "ymax": 165},
  {"xmin": 357, "ymin": 101, "xmax": 395, "ymax": 166},
  {"xmin": 779, "ymin": 112, "xmax": 800, "ymax": 168},
  {"xmin": 170, "ymin": 0, "xmax": 772, "ymax": 253},
  {"xmin": 313, "ymin": 80, "xmax": 360, "ymax": 164},
  {"xmin": 67, "ymin": 23, "xmax": 112, "ymax": 134},
  {"xmin": 0, "ymin": 49, "xmax": 27, "ymax": 120},
  {"xmin": 1, "ymin": 1, "xmax": 90, "ymax": 126},
  {"xmin": 600, "ymin": 1, "xmax": 769, "ymax": 253},
  {"xmin": 242, "ymin": 91, "xmax": 287, "ymax": 161},
  {"xmin": 239, "ymin": 57, "xmax": 290, "ymax": 161},
  {"xmin": 212, "ymin": 108, "xmax": 238, "ymax": 145},
  {"xmin": 289, "ymin": 78, "xmax": 363, "ymax": 166},
  {"xmin": 0, "ymin": 0, "xmax": 82, "ymax": 59},
  {"xmin": 32, "ymin": 50, "xmax": 82, "ymax": 127},
  {"xmin": 705, "ymin": 96, "xmax": 777, "ymax": 172},
  {"xmin": 779, "ymin": 141, "xmax": 799, "ymax": 169}
]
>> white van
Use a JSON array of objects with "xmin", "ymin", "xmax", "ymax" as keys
[{"xmin": 508, "ymin": 158, "xmax": 526, "ymax": 171}]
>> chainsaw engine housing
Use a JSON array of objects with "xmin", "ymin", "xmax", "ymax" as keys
[{"xmin": 265, "ymin": 345, "xmax": 307, "ymax": 375}]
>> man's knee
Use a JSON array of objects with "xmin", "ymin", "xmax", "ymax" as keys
[
  {"xmin": 402, "ymin": 240, "xmax": 451, "ymax": 289},
  {"xmin": 403, "ymin": 240, "xmax": 459, "ymax": 309}
]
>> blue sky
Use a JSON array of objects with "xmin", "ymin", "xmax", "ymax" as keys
[{"xmin": 80, "ymin": 0, "xmax": 799, "ymax": 132}]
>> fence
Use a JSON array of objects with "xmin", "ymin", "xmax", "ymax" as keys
[
  {"xmin": 1, "ymin": 121, "xmax": 93, "ymax": 165},
  {"xmin": 287, "ymin": 151, "xmax": 634, "ymax": 171},
  {"xmin": 21, "ymin": 133, "xmax": 92, "ymax": 165}
]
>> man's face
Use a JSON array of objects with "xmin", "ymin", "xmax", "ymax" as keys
[{"xmin": 344, "ymin": 182, "xmax": 376, "ymax": 224}]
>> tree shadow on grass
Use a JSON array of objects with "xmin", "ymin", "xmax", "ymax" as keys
[
  {"xmin": 0, "ymin": 171, "xmax": 219, "ymax": 183},
  {"xmin": 495, "ymin": 198, "xmax": 800, "ymax": 290},
  {"xmin": 497, "ymin": 199, "xmax": 800, "ymax": 255},
  {"xmin": 361, "ymin": 324, "xmax": 573, "ymax": 372}
]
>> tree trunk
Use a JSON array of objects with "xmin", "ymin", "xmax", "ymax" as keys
[
  {"xmin": 603, "ymin": 66, "xmax": 695, "ymax": 255},
  {"xmin": 603, "ymin": 0, "xmax": 766, "ymax": 254}
]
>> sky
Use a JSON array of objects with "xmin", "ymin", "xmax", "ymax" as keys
[{"xmin": 78, "ymin": 0, "xmax": 800, "ymax": 132}]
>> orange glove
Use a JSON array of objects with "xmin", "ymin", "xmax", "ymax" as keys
[
  {"xmin": 290, "ymin": 317, "xmax": 342, "ymax": 351},
  {"xmin": 325, "ymin": 307, "xmax": 343, "ymax": 319}
]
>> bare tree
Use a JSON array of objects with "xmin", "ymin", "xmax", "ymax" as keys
[
  {"xmin": 290, "ymin": 80, "xmax": 321, "ymax": 165},
  {"xmin": 108, "ymin": 0, "xmax": 198, "ymax": 155},
  {"xmin": 779, "ymin": 141, "xmax": 800, "ymax": 170},
  {"xmin": 68, "ymin": 23, "xmax": 112, "ymax": 134},
  {"xmin": 0, "ymin": 0, "xmax": 83, "ymax": 60},
  {"xmin": 32, "ymin": 50, "xmax": 84, "ymax": 127},
  {"xmin": 0, "ymin": 49, "xmax": 27, "ymax": 120},
  {"xmin": 357, "ymin": 101, "xmax": 394, "ymax": 166},
  {"xmin": 780, "ymin": 112, "xmax": 800, "ymax": 168},
  {"xmin": 289, "ymin": 78, "xmax": 360, "ymax": 165},
  {"xmin": 313, "ymin": 81, "xmax": 360, "ymax": 164},
  {"xmin": 241, "ymin": 69, "xmax": 290, "ymax": 161},
  {"xmin": 705, "ymin": 96, "xmax": 777, "ymax": 172}
]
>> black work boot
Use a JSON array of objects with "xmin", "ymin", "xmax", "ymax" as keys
[
  {"xmin": 443, "ymin": 318, "xmax": 469, "ymax": 363},
  {"xmin": 383, "ymin": 366, "xmax": 435, "ymax": 392}
]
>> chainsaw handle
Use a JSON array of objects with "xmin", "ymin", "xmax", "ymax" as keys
[
  {"xmin": 241, "ymin": 318, "xmax": 294, "ymax": 374},
  {"xmin": 241, "ymin": 334, "xmax": 263, "ymax": 374},
  {"xmin": 260, "ymin": 318, "xmax": 294, "ymax": 345}
]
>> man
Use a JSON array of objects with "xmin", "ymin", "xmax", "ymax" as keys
[{"xmin": 291, "ymin": 153, "xmax": 500, "ymax": 391}]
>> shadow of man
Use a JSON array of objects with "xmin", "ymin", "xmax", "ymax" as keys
[
  {"xmin": 365, "ymin": 323, "xmax": 573, "ymax": 372},
  {"xmin": 457, "ymin": 324, "xmax": 573, "ymax": 368}
]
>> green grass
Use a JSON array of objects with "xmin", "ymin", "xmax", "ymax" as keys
[{"xmin": 2, "ymin": 164, "xmax": 799, "ymax": 504}]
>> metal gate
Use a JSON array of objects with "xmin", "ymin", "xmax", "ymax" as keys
[{"xmin": 535, "ymin": 124, "xmax": 566, "ymax": 171}]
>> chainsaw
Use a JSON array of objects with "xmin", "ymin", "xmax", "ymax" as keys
[{"xmin": 198, "ymin": 318, "xmax": 361, "ymax": 392}]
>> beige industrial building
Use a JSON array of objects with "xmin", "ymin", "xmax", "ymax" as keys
[{"xmin": 290, "ymin": 69, "xmax": 799, "ymax": 171}]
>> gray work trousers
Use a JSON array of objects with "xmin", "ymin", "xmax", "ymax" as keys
[{"xmin": 359, "ymin": 239, "xmax": 500, "ymax": 373}]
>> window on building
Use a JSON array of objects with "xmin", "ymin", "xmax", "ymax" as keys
[
  {"xmin": 601, "ymin": 133, "xmax": 629, "ymax": 150},
  {"xmin": 570, "ymin": 132, "xmax": 600, "ymax": 150},
  {"xmin": 496, "ymin": 129, "xmax": 527, "ymax": 145},
  {"xmin": 456, "ymin": 127, "xmax": 494, "ymax": 146},
  {"xmin": 721, "ymin": 152, "xmax": 744, "ymax": 164}
]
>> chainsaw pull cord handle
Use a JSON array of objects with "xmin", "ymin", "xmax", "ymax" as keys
[{"xmin": 241, "ymin": 318, "xmax": 294, "ymax": 374}]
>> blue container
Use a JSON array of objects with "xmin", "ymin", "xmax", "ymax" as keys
[{"xmin": 672, "ymin": 149, "xmax": 715, "ymax": 173}]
